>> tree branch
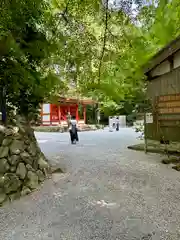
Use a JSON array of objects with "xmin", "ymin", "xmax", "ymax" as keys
[
  {"xmin": 61, "ymin": 0, "xmax": 70, "ymax": 23},
  {"xmin": 98, "ymin": 0, "xmax": 109, "ymax": 84}
]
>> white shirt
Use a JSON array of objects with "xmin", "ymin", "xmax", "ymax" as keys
[
  {"xmin": 69, "ymin": 119, "xmax": 77, "ymax": 130},
  {"xmin": 70, "ymin": 119, "xmax": 77, "ymax": 125}
]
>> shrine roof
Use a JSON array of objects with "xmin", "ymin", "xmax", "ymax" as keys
[{"xmin": 58, "ymin": 97, "xmax": 96, "ymax": 105}]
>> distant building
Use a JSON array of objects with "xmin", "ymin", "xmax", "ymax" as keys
[
  {"xmin": 144, "ymin": 36, "xmax": 180, "ymax": 142},
  {"xmin": 41, "ymin": 97, "xmax": 96, "ymax": 126}
]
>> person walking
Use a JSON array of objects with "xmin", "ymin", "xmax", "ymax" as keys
[
  {"xmin": 116, "ymin": 116, "xmax": 119, "ymax": 131},
  {"xmin": 109, "ymin": 116, "xmax": 113, "ymax": 132},
  {"xmin": 69, "ymin": 116, "xmax": 79, "ymax": 144}
]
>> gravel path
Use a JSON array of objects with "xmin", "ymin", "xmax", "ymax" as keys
[{"xmin": 0, "ymin": 128, "xmax": 180, "ymax": 239}]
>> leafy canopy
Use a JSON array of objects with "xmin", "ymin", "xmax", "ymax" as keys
[{"xmin": 1, "ymin": 0, "xmax": 180, "ymax": 119}]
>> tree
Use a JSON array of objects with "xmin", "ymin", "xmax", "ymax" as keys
[
  {"xmin": 81, "ymin": 0, "xmax": 180, "ymax": 118},
  {"xmin": 0, "ymin": 0, "xmax": 66, "ymax": 203},
  {"xmin": 50, "ymin": 0, "xmax": 180, "ymax": 119}
]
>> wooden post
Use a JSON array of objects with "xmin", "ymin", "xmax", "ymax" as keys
[
  {"xmin": 76, "ymin": 104, "xmax": 79, "ymax": 121},
  {"xmin": 68, "ymin": 105, "xmax": 70, "ymax": 114},
  {"xmin": 41, "ymin": 104, "xmax": 43, "ymax": 126},
  {"xmin": 144, "ymin": 111, "xmax": 147, "ymax": 154},
  {"xmin": 96, "ymin": 103, "xmax": 100, "ymax": 125},
  {"xmin": 83, "ymin": 105, "xmax": 86, "ymax": 124},
  {"xmin": 50, "ymin": 104, "xmax": 52, "ymax": 126},
  {"xmin": 58, "ymin": 105, "xmax": 61, "ymax": 124}
]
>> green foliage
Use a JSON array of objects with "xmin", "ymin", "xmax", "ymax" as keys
[
  {"xmin": 81, "ymin": 0, "xmax": 180, "ymax": 116},
  {"xmin": 1, "ymin": 0, "xmax": 180, "ymax": 122},
  {"xmin": 0, "ymin": 0, "xmax": 62, "ymax": 120}
]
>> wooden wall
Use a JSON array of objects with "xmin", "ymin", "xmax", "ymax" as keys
[
  {"xmin": 146, "ymin": 51, "xmax": 180, "ymax": 142},
  {"xmin": 147, "ymin": 66, "xmax": 180, "ymax": 99}
]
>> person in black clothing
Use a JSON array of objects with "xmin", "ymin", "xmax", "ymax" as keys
[
  {"xmin": 116, "ymin": 117, "xmax": 119, "ymax": 131},
  {"xmin": 69, "ymin": 116, "xmax": 79, "ymax": 144}
]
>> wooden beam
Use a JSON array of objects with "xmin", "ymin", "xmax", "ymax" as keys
[
  {"xmin": 76, "ymin": 104, "xmax": 79, "ymax": 121},
  {"xmin": 168, "ymin": 55, "xmax": 174, "ymax": 71},
  {"xmin": 58, "ymin": 105, "xmax": 61, "ymax": 124},
  {"xmin": 83, "ymin": 105, "xmax": 86, "ymax": 124}
]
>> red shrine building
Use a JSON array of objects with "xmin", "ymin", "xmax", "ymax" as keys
[{"xmin": 41, "ymin": 97, "xmax": 95, "ymax": 126}]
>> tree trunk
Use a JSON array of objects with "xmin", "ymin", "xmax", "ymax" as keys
[{"xmin": 0, "ymin": 115, "xmax": 50, "ymax": 206}]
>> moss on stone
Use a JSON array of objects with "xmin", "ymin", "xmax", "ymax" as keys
[
  {"xmin": 172, "ymin": 164, "xmax": 180, "ymax": 171},
  {"xmin": 162, "ymin": 157, "xmax": 180, "ymax": 164}
]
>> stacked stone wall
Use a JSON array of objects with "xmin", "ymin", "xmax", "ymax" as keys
[{"xmin": 0, "ymin": 120, "xmax": 49, "ymax": 206}]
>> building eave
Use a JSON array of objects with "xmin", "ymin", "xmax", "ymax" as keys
[
  {"xmin": 144, "ymin": 35, "xmax": 180, "ymax": 75},
  {"xmin": 58, "ymin": 97, "xmax": 96, "ymax": 105}
]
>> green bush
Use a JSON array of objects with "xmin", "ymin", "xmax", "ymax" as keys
[
  {"xmin": 33, "ymin": 126, "xmax": 68, "ymax": 132},
  {"xmin": 33, "ymin": 124, "xmax": 104, "ymax": 132}
]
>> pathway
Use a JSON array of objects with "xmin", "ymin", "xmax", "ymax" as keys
[{"xmin": 0, "ymin": 128, "xmax": 180, "ymax": 239}]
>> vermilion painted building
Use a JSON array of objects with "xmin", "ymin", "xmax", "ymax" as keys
[{"xmin": 41, "ymin": 97, "xmax": 95, "ymax": 126}]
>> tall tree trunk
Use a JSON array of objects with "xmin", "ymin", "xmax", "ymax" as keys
[{"xmin": 0, "ymin": 115, "xmax": 50, "ymax": 206}]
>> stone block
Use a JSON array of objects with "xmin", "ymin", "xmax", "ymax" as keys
[
  {"xmin": 0, "ymin": 175, "xmax": 5, "ymax": 187},
  {"xmin": 20, "ymin": 152, "xmax": 32, "ymax": 165},
  {"xmin": 10, "ymin": 166, "xmax": 17, "ymax": 173},
  {"xmin": 26, "ymin": 171, "xmax": 39, "ymax": 189},
  {"xmin": 10, "ymin": 140, "xmax": 24, "ymax": 155},
  {"xmin": 32, "ymin": 159, "xmax": 38, "ymax": 170},
  {"xmin": 2, "ymin": 138, "xmax": 12, "ymax": 146},
  {"xmin": 26, "ymin": 164, "xmax": 34, "ymax": 172},
  {"xmin": 0, "ymin": 193, "xmax": 7, "ymax": 204},
  {"xmin": 16, "ymin": 163, "xmax": 27, "ymax": 180},
  {"xmin": 0, "ymin": 158, "xmax": 10, "ymax": 174},
  {"xmin": 26, "ymin": 142, "xmax": 37, "ymax": 157},
  {"xmin": 21, "ymin": 186, "xmax": 31, "ymax": 196},
  {"xmin": 3, "ymin": 173, "xmax": 21, "ymax": 194},
  {"xmin": 8, "ymin": 155, "xmax": 20, "ymax": 165},
  {"xmin": 0, "ymin": 146, "xmax": 9, "ymax": 158},
  {"xmin": 9, "ymin": 192, "xmax": 21, "ymax": 201},
  {"xmin": 38, "ymin": 157, "xmax": 49, "ymax": 170},
  {"xmin": 37, "ymin": 170, "xmax": 45, "ymax": 182}
]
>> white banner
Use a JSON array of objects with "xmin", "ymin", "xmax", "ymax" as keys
[
  {"xmin": 109, "ymin": 116, "xmax": 117, "ymax": 131},
  {"xmin": 146, "ymin": 113, "xmax": 153, "ymax": 123}
]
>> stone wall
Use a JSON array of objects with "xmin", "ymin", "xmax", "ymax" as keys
[
  {"xmin": 33, "ymin": 124, "xmax": 104, "ymax": 132},
  {"xmin": 0, "ymin": 120, "xmax": 50, "ymax": 206}
]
